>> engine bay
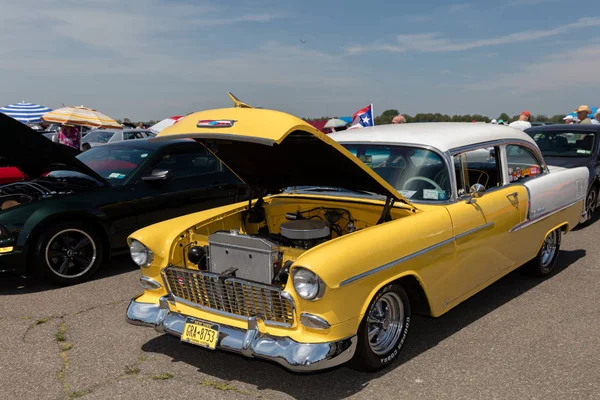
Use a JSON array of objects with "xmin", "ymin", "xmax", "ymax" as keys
[
  {"xmin": 0, "ymin": 181, "xmax": 69, "ymax": 210},
  {"xmin": 176, "ymin": 196, "xmax": 414, "ymax": 287}
]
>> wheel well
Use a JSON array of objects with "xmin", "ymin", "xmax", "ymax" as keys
[
  {"xmin": 394, "ymin": 275, "xmax": 432, "ymax": 316},
  {"xmin": 26, "ymin": 213, "xmax": 111, "ymax": 270}
]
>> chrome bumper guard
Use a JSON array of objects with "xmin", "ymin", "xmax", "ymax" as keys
[{"xmin": 126, "ymin": 295, "xmax": 357, "ymax": 372}]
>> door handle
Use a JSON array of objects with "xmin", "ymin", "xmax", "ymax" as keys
[
  {"xmin": 507, "ymin": 192, "xmax": 518, "ymax": 198},
  {"xmin": 507, "ymin": 192, "xmax": 519, "ymax": 208}
]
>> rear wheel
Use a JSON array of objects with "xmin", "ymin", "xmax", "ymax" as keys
[
  {"xmin": 351, "ymin": 283, "xmax": 411, "ymax": 372},
  {"xmin": 524, "ymin": 228, "xmax": 561, "ymax": 277},
  {"xmin": 33, "ymin": 222, "xmax": 104, "ymax": 285},
  {"xmin": 583, "ymin": 186, "xmax": 597, "ymax": 225}
]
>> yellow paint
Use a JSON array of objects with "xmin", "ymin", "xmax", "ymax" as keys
[
  {"xmin": 129, "ymin": 106, "xmax": 586, "ymax": 344},
  {"xmin": 0, "ymin": 246, "xmax": 13, "ymax": 253}
]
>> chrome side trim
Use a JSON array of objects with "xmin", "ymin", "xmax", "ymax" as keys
[
  {"xmin": 126, "ymin": 296, "xmax": 357, "ymax": 372},
  {"xmin": 455, "ymin": 222, "xmax": 495, "ymax": 240},
  {"xmin": 509, "ymin": 198, "xmax": 583, "ymax": 232},
  {"xmin": 339, "ymin": 236, "xmax": 455, "ymax": 287}
]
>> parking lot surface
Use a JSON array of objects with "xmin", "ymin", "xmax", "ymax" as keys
[{"xmin": 1, "ymin": 221, "xmax": 599, "ymax": 400}]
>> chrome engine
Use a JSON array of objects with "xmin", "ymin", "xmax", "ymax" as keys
[{"xmin": 206, "ymin": 221, "xmax": 332, "ymax": 285}]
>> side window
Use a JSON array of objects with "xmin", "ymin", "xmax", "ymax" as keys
[
  {"xmin": 505, "ymin": 145, "xmax": 543, "ymax": 183},
  {"xmin": 153, "ymin": 149, "xmax": 221, "ymax": 179},
  {"xmin": 453, "ymin": 147, "xmax": 501, "ymax": 197}
]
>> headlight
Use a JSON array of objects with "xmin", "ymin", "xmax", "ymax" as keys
[
  {"xmin": 130, "ymin": 240, "xmax": 154, "ymax": 267},
  {"xmin": 292, "ymin": 268, "xmax": 324, "ymax": 301}
]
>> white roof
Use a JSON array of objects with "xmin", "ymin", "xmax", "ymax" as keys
[{"xmin": 328, "ymin": 122, "xmax": 537, "ymax": 153}]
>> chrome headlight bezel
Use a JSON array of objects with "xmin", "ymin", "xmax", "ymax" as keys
[
  {"xmin": 292, "ymin": 267, "xmax": 325, "ymax": 301},
  {"xmin": 129, "ymin": 239, "xmax": 154, "ymax": 267}
]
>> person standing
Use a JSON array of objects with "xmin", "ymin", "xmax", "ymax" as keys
[
  {"xmin": 592, "ymin": 110, "xmax": 600, "ymax": 125},
  {"xmin": 508, "ymin": 110, "xmax": 532, "ymax": 131},
  {"xmin": 574, "ymin": 105, "xmax": 592, "ymax": 124},
  {"xmin": 57, "ymin": 124, "xmax": 81, "ymax": 150}
]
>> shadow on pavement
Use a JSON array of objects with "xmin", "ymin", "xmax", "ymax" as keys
[
  {"xmin": 139, "ymin": 249, "xmax": 584, "ymax": 399},
  {"xmin": 0, "ymin": 255, "xmax": 138, "ymax": 295}
]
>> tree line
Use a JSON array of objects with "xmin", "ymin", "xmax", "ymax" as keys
[{"xmin": 304, "ymin": 110, "xmax": 569, "ymax": 125}]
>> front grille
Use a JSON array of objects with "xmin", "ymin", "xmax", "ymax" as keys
[{"xmin": 163, "ymin": 267, "xmax": 295, "ymax": 327}]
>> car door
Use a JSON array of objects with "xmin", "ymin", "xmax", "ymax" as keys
[
  {"xmin": 133, "ymin": 144, "xmax": 244, "ymax": 229},
  {"xmin": 443, "ymin": 145, "xmax": 525, "ymax": 302}
]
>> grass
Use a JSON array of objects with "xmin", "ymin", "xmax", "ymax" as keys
[
  {"xmin": 68, "ymin": 389, "xmax": 91, "ymax": 399},
  {"xmin": 125, "ymin": 365, "xmax": 140, "ymax": 375},
  {"xmin": 35, "ymin": 317, "xmax": 50, "ymax": 325},
  {"xmin": 61, "ymin": 343, "xmax": 73, "ymax": 352},
  {"xmin": 55, "ymin": 323, "xmax": 67, "ymax": 342},
  {"xmin": 200, "ymin": 379, "xmax": 240, "ymax": 392},
  {"xmin": 152, "ymin": 372, "xmax": 174, "ymax": 380}
]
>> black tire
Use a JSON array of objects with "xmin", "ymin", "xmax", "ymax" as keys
[
  {"xmin": 524, "ymin": 228, "xmax": 561, "ymax": 277},
  {"xmin": 582, "ymin": 186, "xmax": 598, "ymax": 226},
  {"xmin": 32, "ymin": 222, "xmax": 104, "ymax": 285},
  {"xmin": 350, "ymin": 283, "xmax": 411, "ymax": 372}
]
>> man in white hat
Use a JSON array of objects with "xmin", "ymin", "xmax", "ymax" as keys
[
  {"xmin": 563, "ymin": 115, "xmax": 575, "ymax": 124},
  {"xmin": 574, "ymin": 105, "xmax": 592, "ymax": 124},
  {"xmin": 592, "ymin": 110, "xmax": 600, "ymax": 125}
]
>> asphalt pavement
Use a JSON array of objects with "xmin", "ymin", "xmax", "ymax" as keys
[{"xmin": 1, "ymin": 220, "xmax": 599, "ymax": 400}]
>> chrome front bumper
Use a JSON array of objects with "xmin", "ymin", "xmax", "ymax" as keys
[{"xmin": 126, "ymin": 295, "xmax": 357, "ymax": 372}]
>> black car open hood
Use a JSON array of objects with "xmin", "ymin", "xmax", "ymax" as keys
[{"xmin": 0, "ymin": 113, "xmax": 108, "ymax": 184}]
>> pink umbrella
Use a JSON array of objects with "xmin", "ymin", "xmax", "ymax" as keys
[{"xmin": 149, "ymin": 116, "xmax": 184, "ymax": 133}]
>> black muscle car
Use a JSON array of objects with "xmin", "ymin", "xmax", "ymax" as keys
[
  {"xmin": 0, "ymin": 114, "xmax": 245, "ymax": 284},
  {"xmin": 525, "ymin": 124, "xmax": 600, "ymax": 223}
]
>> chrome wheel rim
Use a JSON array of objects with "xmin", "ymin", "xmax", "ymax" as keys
[
  {"xmin": 586, "ymin": 189, "xmax": 596, "ymax": 220},
  {"xmin": 367, "ymin": 292, "xmax": 405, "ymax": 355},
  {"xmin": 45, "ymin": 229, "xmax": 97, "ymax": 278},
  {"xmin": 541, "ymin": 230, "xmax": 558, "ymax": 268}
]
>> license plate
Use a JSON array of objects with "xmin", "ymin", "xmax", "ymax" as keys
[{"xmin": 181, "ymin": 318, "xmax": 220, "ymax": 350}]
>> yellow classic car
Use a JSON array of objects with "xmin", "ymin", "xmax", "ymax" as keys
[{"xmin": 126, "ymin": 100, "xmax": 588, "ymax": 372}]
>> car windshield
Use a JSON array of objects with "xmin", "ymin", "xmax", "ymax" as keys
[
  {"xmin": 526, "ymin": 130, "xmax": 595, "ymax": 157},
  {"xmin": 82, "ymin": 130, "xmax": 115, "ymax": 144},
  {"xmin": 341, "ymin": 144, "xmax": 450, "ymax": 201},
  {"xmin": 77, "ymin": 145, "xmax": 154, "ymax": 185}
]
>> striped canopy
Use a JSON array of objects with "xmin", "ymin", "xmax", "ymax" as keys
[
  {"xmin": 42, "ymin": 106, "xmax": 122, "ymax": 129},
  {"xmin": 0, "ymin": 102, "xmax": 53, "ymax": 123}
]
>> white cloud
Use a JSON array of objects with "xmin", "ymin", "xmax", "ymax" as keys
[{"xmin": 346, "ymin": 17, "xmax": 600, "ymax": 54}]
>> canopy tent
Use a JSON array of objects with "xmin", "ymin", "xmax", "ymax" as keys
[{"xmin": 0, "ymin": 102, "xmax": 52, "ymax": 124}]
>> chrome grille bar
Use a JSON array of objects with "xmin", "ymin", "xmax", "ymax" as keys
[{"xmin": 163, "ymin": 266, "xmax": 295, "ymax": 327}]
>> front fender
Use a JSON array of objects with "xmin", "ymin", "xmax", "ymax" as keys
[{"xmin": 288, "ymin": 206, "xmax": 455, "ymax": 325}]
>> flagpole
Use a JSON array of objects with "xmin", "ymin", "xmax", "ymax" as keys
[{"xmin": 371, "ymin": 104, "xmax": 375, "ymax": 126}]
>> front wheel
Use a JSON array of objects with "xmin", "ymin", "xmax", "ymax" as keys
[
  {"xmin": 351, "ymin": 283, "xmax": 411, "ymax": 372},
  {"xmin": 525, "ymin": 228, "xmax": 561, "ymax": 277},
  {"xmin": 583, "ymin": 186, "xmax": 597, "ymax": 225},
  {"xmin": 33, "ymin": 222, "xmax": 104, "ymax": 285}
]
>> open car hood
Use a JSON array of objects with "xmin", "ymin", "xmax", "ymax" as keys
[
  {"xmin": 156, "ymin": 107, "xmax": 415, "ymax": 208},
  {"xmin": 0, "ymin": 113, "xmax": 108, "ymax": 184}
]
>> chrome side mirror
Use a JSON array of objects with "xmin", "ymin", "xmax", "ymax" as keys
[
  {"xmin": 465, "ymin": 183, "xmax": 485, "ymax": 204},
  {"xmin": 142, "ymin": 168, "xmax": 172, "ymax": 182}
]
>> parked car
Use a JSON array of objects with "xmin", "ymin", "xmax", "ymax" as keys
[
  {"xmin": 125, "ymin": 107, "xmax": 588, "ymax": 373},
  {"xmin": 0, "ymin": 114, "xmax": 246, "ymax": 285},
  {"xmin": 81, "ymin": 128, "xmax": 155, "ymax": 148},
  {"xmin": 525, "ymin": 124, "xmax": 600, "ymax": 223}
]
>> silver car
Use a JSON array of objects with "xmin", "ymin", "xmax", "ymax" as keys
[{"xmin": 82, "ymin": 129, "xmax": 155, "ymax": 148}]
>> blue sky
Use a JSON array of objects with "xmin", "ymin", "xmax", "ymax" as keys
[{"xmin": 1, "ymin": 0, "xmax": 599, "ymax": 120}]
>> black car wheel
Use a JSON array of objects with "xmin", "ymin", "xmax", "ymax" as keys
[
  {"xmin": 583, "ymin": 186, "xmax": 597, "ymax": 225},
  {"xmin": 524, "ymin": 228, "xmax": 561, "ymax": 277},
  {"xmin": 33, "ymin": 222, "xmax": 104, "ymax": 285},
  {"xmin": 351, "ymin": 283, "xmax": 411, "ymax": 372}
]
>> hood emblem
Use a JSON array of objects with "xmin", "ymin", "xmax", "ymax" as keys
[{"xmin": 197, "ymin": 120, "xmax": 236, "ymax": 128}]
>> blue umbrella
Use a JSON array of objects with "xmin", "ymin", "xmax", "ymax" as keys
[
  {"xmin": 0, "ymin": 101, "xmax": 53, "ymax": 123},
  {"xmin": 568, "ymin": 106, "xmax": 598, "ymax": 119}
]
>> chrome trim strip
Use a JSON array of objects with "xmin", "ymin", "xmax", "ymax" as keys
[
  {"xmin": 339, "ymin": 236, "xmax": 455, "ymax": 287},
  {"xmin": 455, "ymin": 222, "xmax": 495, "ymax": 239},
  {"xmin": 509, "ymin": 198, "xmax": 583, "ymax": 232}
]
